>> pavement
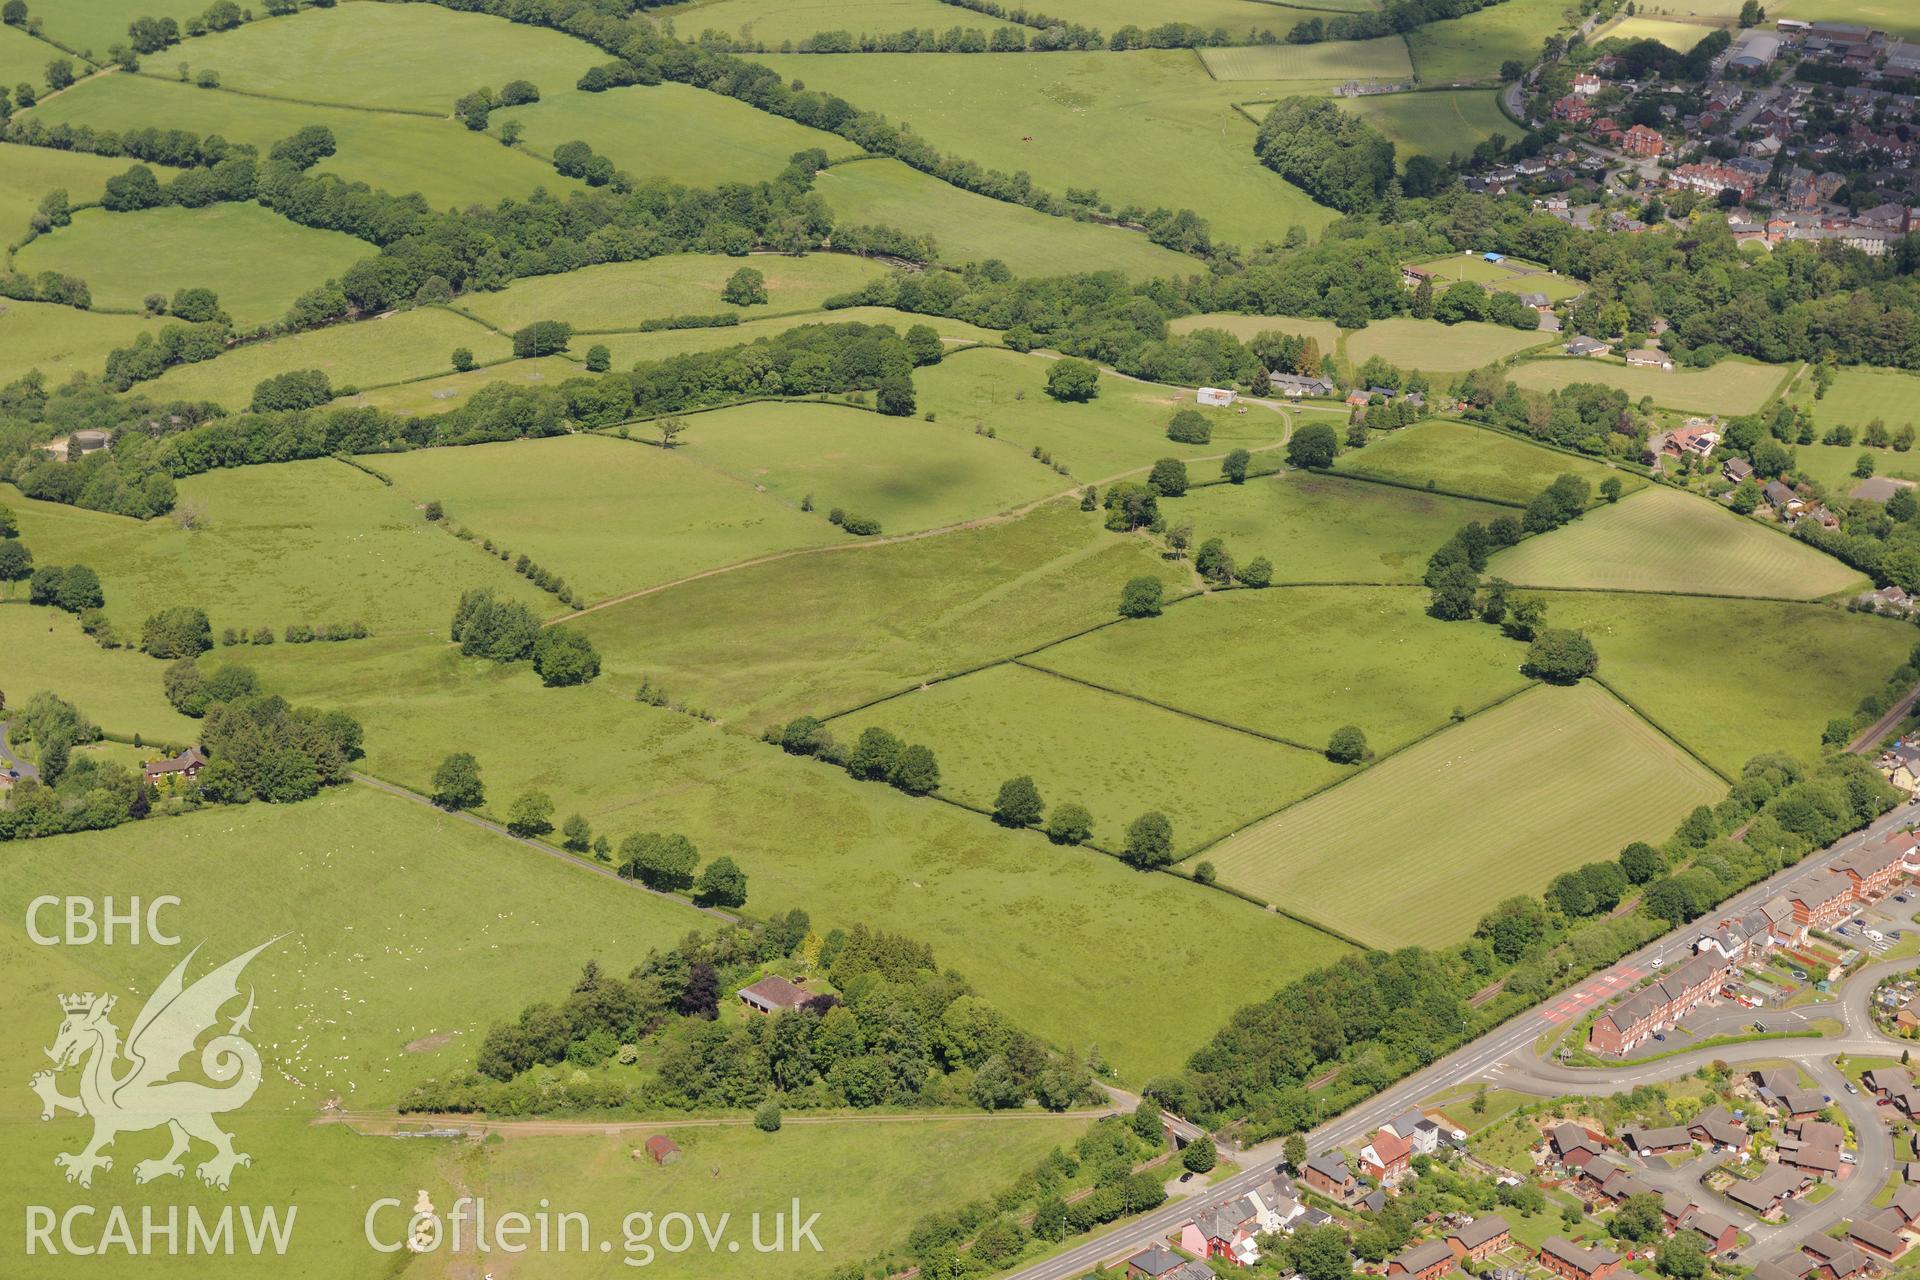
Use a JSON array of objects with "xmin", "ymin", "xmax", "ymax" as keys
[{"xmin": 1002, "ymin": 800, "xmax": 1920, "ymax": 1280}]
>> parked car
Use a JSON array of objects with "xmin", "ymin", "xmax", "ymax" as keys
[
  {"xmin": 1846, "ymin": 1083, "xmax": 1858, "ymax": 1094},
  {"xmin": 1179, "ymin": 1171, "xmax": 1194, "ymax": 1183},
  {"xmin": 1751, "ymin": 1022, "xmax": 1768, "ymax": 1033},
  {"xmin": 1653, "ymin": 1032, "xmax": 1666, "ymax": 1041}
]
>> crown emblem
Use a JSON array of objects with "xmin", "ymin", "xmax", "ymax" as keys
[{"xmin": 59, "ymin": 993, "xmax": 99, "ymax": 1014}]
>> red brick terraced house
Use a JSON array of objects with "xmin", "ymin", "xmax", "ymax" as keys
[
  {"xmin": 1447, "ymin": 1216, "xmax": 1511, "ymax": 1263},
  {"xmin": 1388, "ymin": 1239, "xmax": 1458, "ymax": 1280},
  {"xmin": 1538, "ymin": 1236, "xmax": 1622, "ymax": 1280},
  {"xmin": 1587, "ymin": 954, "xmax": 1729, "ymax": 1054},
  {"xmin": 1832, "ymin": 834, "xmax": 1919, "ymax": 898},
  {"xmin": 1785, "ymin": 872, "xmax": 1856, "ymax": 930}
]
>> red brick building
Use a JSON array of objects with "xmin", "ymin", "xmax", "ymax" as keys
[
  {"xmin": 1539, "ymin": 1236, "xmax": 1622, "ymax": 1280},
  {"xmin": 1388, "ymin": 1239, "xmax": 1458, "ymax": 1280},
  {"xmin": 1447, "ymin": 1216, "xmax": 1511, "ymax": 1263},
  {"xmin": 1620, "ymin": 124, "xmax": 1664, "ymax": 157}
]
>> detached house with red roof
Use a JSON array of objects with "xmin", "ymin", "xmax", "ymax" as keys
[
  {"xmin": 1359, "ymin": 1127, "xmax": 1412, "ymax": 1187},
  {"xmin": 1621, "ymin": 124, "xmax": 1664, "ymax": 157}
]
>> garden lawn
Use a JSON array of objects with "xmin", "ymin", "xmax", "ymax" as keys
[
  {"xmin": 166, "ymin": 4, "xmax": 603, "ymax": 113},
  {"xmin": 810, "ymin": 158, "xmax": 1199, "ymax": 277},
  {"xmin": 1022, "ymin": 586, "xmax": 1531, "ymax": 753},
  {"xmin": 1333, "ymin": 419, "xmax": 1639, "ymax": 504},
  {"xmin": 0, "ymin": 602, "xmax": 196, "ymax": 742},
  {"xmin": 1593, "ymin": 16, "xmax": 1720, "ymax": 49},
  {"xmin": 15, "ymin": 204, "xmax": 368, "ymax": 328},
  {"xmin": 757, "ymin": 50, "xmax": 1339, "ymax": 249},
  {"xmin": 402, "ymin": 1117, "xmax": 1094, "ymax": 1280},
  {"xmin": 139, "ymin": 308, "xmax": 508, "ymax": 408},
  {"xmin": 1527, "ymin": 593, "xmax": 1917, "ymax": 774},
  {"xmin": 352, "ymin": 356, "xmax": 580, "ymax": 415},
  {"xmin": 3, "ymin": 461, "xmax": 549, "ymax": 638},
  {"xmin": 1408, "ymin": 0, "xmax": 1584, "ymax": 83},
  {"xmin": 1168, "ymin": 312, "xmax": 1344, "ymax": 349},
  {"xmin": 1489, "ymin": 484, "xmax": 1866, "ymax": 599},
  {"xmin": 496, "ymin": 82, "xmax": 862, "ymax": 186},
  {"xmin": 25, "ymin": 73, "xmax": 582, "ymax": 208},
  {"xmin": 1196, "ymin": 681, "xmax": 1726, "ymax": 946},
  {"xmin": 594, "ymin": 305, "xmax": 1000, "ymax": 366},
  {"xmin": 832, "ymin": 661, "xmax": 1349, "ymax": 849},
  {"xmin": 373, "ymin": 433, "xmax": 835, "ymax": 603},
  {"xmin": 1800, "ymin": 366, "xmax": 1920, "ymax": 433},
  {"xmin": 1407, "ymin": 253, "xmax": 1586, "ymax": 300},
  {"xmin": 1343, "ymin": 89, "xmax": 1516, "ymax": 158},
  {"xmin": 236, "ymin": 636, "xmax": 1355, "ymax": 1082},
  {"xmin": 914, "ymin": 347, "xmax": 1289, "ymax": 481},
  {"xmin": 1507, "ymin": 356, "xmax": 1792, "ymax": 415},
  {"xmin": 675, "ymin": 400, "xmax": 1066, "ymax": 533},
  {"xmin": 1169, "ymin": 469, "xmax": 1511, "ymax": 582},
  {"xmin": 570, "ymin": 501, "xmax": 1177, "ymax": 728},
  {"xmin": 0, "ymin": 141, "xmax": 184, "ymax": 246},
  {"xmin": 0, "ymin": 299, "xmax": 156, "ymax": 386},
  {"xmin": 1344, "ymin": 317, "xmax": 1549, "ymax": 372},
  {"xmin": 1198, "ymin": 38, "xmax": 1414, "ymax": 82},
  {"xmin": 458, "ymin": 253, "xmax": 891, "ymax": 334}
]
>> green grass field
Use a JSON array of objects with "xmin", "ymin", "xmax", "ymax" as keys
[
  {"xmin": 811, "ymin": 158, "xmax": 1200, "ymax": 277},
  {"xmin": 0, "ymin": 141, "xmax": 184, "ymax": 247},
  {"xmin": 1409, "ymin": 0, "xmax": 1583, "ymax": 83},
  {"xmin": 976, "ymin": 0, "xmax": 1375, "ymax": 28},
  {"xmin": 1333, "ymin": 419, "xmax": 1640, "ymax": 505},
  {"xmin": 593, "ymin": 305, "xmax": 1001, "ymax": 367},
  {"xmin": 1168, "ymin": 312, "xmax": 1344, "ymax": 349},
  {"xmin": 1344, "ymin": 318, "xmax": 1549, "ymax": 372},
  {"xmin": 497, "ymin": 82, "xmax": 864, "ymax": 187},
  {"xmin": 1023, "ymin": 586, "xmax": 1532, "ymax": 753},
  {"xmin": 1169, "ymin": 469, "xmax": 1512, "ymax": 582},
  {"xmin": 675, "ymin": 400, "xmax": 1067, "ymax": 533},
  {"xmin": 139, "ymin": 308, "xmax": 507, "ymax": 408},
  {"xmin": 458, "ymin": 253, "xmax": 890, "ymax": 334},
  {"xmin": 1198, "ymin": 38, "xmax": 1414, "ymax": 82},
  {"xmin": 1527, "ymin": 593, "xmax": 1916, "ymax": 774},
  {"xmin": 759, "ymin": 50, "xmax": 1338, "ymax": 250},
  {"xmin": 1489, "ymin": 484, "xmax": 1866, "ymax": 599},
  {"xmin": 1593, "ymin": 16, "xmax": 1719, "ymax": 49},
  {"xmin": 1790, "ymin": 444, "xmax": 1920, "ymax": 496},
  {"xmin": 399, "ymin": 1117, "xmax": 1093, "ymax": 1280},
  {"xmin": 0, "ymin": 298, "xmax": 156, "ymax": 386},
  {"xmin": 374, "ymin": 433, "xmax": 836, "ymax": 603},
  {"xmin": 1408, "ymin": 253, "xmax": 1586, "ymax": 300},
  {"xmin": 29, "ymin": 0, "xmax": 208, "ymax": 59},
  {"xmin": 1800, "ymin": 366, "xmax": 1920, "ymax": 433},
  {"xmin": 26, "ymin": 72, "xmax": 583, "ymax": 208},
  {"xmin": 1197, "ymin": 681, "xmax": 1726, "ymax": 946},
  {"xmin": 0, "ymin": 603, "xmax": 196, "ymax": 742},
  {"xmin": 571, "ymin": 501, "xmax": 1175, "ymax": 727},
  {"xmin": 833, "ymin": 661, "xmax": 1349, "ymax": 848},
  {"xmin": 164, "ymin": 4, "xmax": 603, "ymax": 114},
  {"xmin": 351, "ymin": 355, "xmax": 581, "ymax": 415},
  {"xmin": 236, "ymin": 634, "xmax": 1355, "ymax": 1082},
  {"xmin": 15, "ymin": 204, "xmax": 368, "ymax": 328},
  {"xmin": 648, "ymin": 0, "xmax": 969, "ymax": 43},
  {"xmin": 1776, "ymin": 0, "xmax": 1920, "ymax": 40},
  {"xmin": 914, "ymin": 347, "xmax": 1289, "ymax": 481},
  {"xmin": 4, "ymin": 461, "xmax": 548, "ymax": 637},
  {"xmin": 1343, "ymin": 89, "xmax": 1517, "ymax": 158},
  {"xmin": 0, "ymin": 23, "xmax": 59, "ymax": 95},
  {"xmin": 1507, "ymin": 356, "xmax": 1791, "ymax": 415}
]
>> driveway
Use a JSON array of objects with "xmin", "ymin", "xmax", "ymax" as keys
[{"xmin": 0, "ymin": 721, "xmax": 36, "ymax": 784}]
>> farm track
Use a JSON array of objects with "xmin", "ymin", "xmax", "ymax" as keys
[{"xmin": 319, "ymin": 1107, "xmax": 1112, "ymax": 1137}]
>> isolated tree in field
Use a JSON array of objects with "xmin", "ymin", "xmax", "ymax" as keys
[
  {"xmin": 1236, "ymin": 556, "xmax": 1272, "ymax": 588},
  {"xmin": 1046, "ymin": 802, "xmax": 1092, "ymax": 846},
  {"xmin": 754, "ymin": 1099, "xmax": 781, "ymax": 1132},
  {"xmin": 1599, "ymin": 476, "xmax": 1623, "ymax": 503},
  {"xmin": 431, "ymin": 752, "xmax": 484, "ymax": 810},
  {"xmin": 696, "ymin": 856, "xmax": 748, "ymax": 908},
  {"xmin": 1123, "ymin": 811, "xmax": 1173, "ymax": 868},
  {"xmin": 585, "ymin": 344, "xmax": 610, "ymax": 372},
  {"xmin": 532, "ymin": 626, "xmax": 599, "ymax": 686},
  {"xmin": 1193, "ymin": 861, "xmax": 1215, "ymax": 884},
  {"xmin": 1619, "ymin": 840, "xmax": 1663, "ymax": 884},
  {"xmin": 451, "ymin": 346, "xmax": 475, "ymax": 372},
  {"xmin": 621, "ymin": 831, "xmax": 698, "ymax": 891},
  {"xmin": 1427, "ymin": 563, "xmax": 1478, "ymax": 621},
  {"xmin": 561, "ymin": 813, "xmax": 591, "ymax": 852},
  {"xmin": 993, "ymin": 775, "xmax": 1044, "ymax": 827},
  {"xmin": 511, "ymin": 319, "xmax": 571, "ymax": 357},
  {"xmin": 0, "ymin": 538, "xmax": 31, "ymax": 583},
  {"xmin": 1182, "ymin": 1132, "xmax": 1217, "ymax": 1173},
  {"xmin": 1286, "ymin": 422, "xmax": 1339, "ymax": 470},
  {"xmin": 506, "ymin": 789, "xmax": 554, "ymax": 838},
  {"xmin": 890, "ymin": 744, "xmax": 941, "ymax": 795},
  {"xmin": 657, "ymin": 414, "xmax": 686, "ymax": 449},
  {"xmin": 498, "ymin": 120, "xmax": 524, "ymax": 147},
  {"xmin": 499, "ymin": 79, "xmax": 539, "ymax": 105},
  {"xmin": 876, "ymin": 374, "xmax": 915, "ymax": 417},
  {"xmin": 1194, "ymin": 538, "xmax": 1233, "ymax": 584},
  {"xmin": 1327, "ymin": 725, "xmax": 1368, "ymax": 764},
  {"xmin": 1221, "ymin": 448, "xmax": 1250, "ymax": 484},
  {"xmin": 847, "ymin": 726, "xmax": 903, "ymax": 780},
  {"xmin": 1, "ymin": 2, "xmax": 26, "ymax": 26},
  {"xmin": 1148, "ymin": 457, "xmax": 1188, "ymax": 497},
  {"xmin": 44, "ymin": 58, "xmax": 72, "ymax": 90},
  {"xmin": 1119, "ymin": 576, "xmax": 1163, "ymax": 618},
  {"xmin": 1522, "ymin": 628, "xmax": 1597, "ymax": 684},
  {"xmin": 721, "ymin": 267, "xmax": 767, "ymax": 305},
  {"xmin": 1166, "ymin": 408, "xmax": 1211, "ymax": 444},
  {"xmin": 141, "ymin": 605, "xmax": 210, "ymax": 657},
  {"xmin": 1285, "ymin": 1133, "xmax": 1308, "ymax": 1170},
  {"xmin": 1045, "ymin": 357, "xmax": 1100, "ymax": 402}
]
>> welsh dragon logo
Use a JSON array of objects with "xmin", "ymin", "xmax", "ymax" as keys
[{"xmin": 29, "ymin": 939, "xmax": 276, "ymax": 1191}]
